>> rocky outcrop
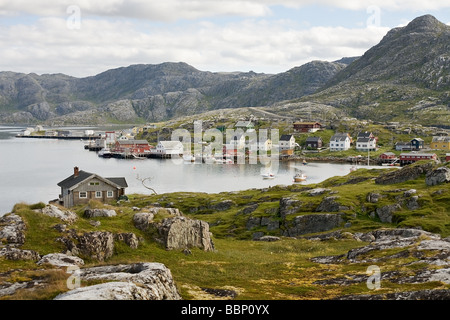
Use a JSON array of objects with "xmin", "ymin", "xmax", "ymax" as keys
[
  {"xmin": 375, "ymin": 204, "xmax": 401, "ymax": 223},
  {"xmin": 54, "ymin": 282, "xmax": 154, "ymax": 300},
  {"xmin": 0, "ymin": 246, "xmax": 41, "ymax": 261},
  {"xmin": 37, "ymin": 253, "xmax": 85, "ymax": 267},
  {"xmin": 114, "ymin": 233, "xmax": 139, "ymax": 249},
  {"xmin": 283, "ymin": 213, "xmax": 345, "ymax": 237},
  {"xmin": 311, "ymin": 228, "xmax": 450, "ymax": 299},
  {"xmin": 209, "ymin": 200, "xmax": 235, "ymax": 212},
  {"xmin": 54, "ymin": 262, "xmax": 181, "ymax": 300},
  {"xmin": 155, "ymin": 216, "xmax": 214, "ymax": 251},
  {"xmin": 375, "ymin": 162, "xmax": 435, "ymax": 185},
  {"xmin": 133, "ymin": 212, "xmax": 155, "ymax": 231},
  {"xmin": 308, "ymin": 188, "xmax": 331, "ymax": 196},
  {"xmin": 334, "ymin": 289, "xmax": 450, "ymax": 300},
  {"xmin": 316, "ymin": 196, "xmax": 349, "ymax": 212},
  {"xmin": 279, "ymin": 197, "xmax": 301, "ymax": 218},
  {"xmin": 84, "ymin": 208, "xmax": 117, "ymax": 218},
  {"xmin": 39, "ymin": 205, "xmax": 78, "ymax": 224},
  {"xmin": 59, "ymin": 231, "xmax": 115, "ymax": 262},
  {"xmin": 246, "ymin": 216, "xmax": 280, "ymax": 231},
  {"xmin": 0, "ymin": 214, "xmax": 26, "ymax": 245},
  {"xmin": 426, "ymin": 166, "xmax": 450, "ymax": 186}
]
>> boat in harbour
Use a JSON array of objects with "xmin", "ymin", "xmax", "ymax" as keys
[
  {"xmin": 293, "ymin": 172, "xmax": 307, "ymax": 182},
  {"xmin": 261, "ymin": 172, "xmax": 275, "ymax": 179},
  {"xmin": 98, "ymin": 148, "xmax": 112, "ymax": 158}
]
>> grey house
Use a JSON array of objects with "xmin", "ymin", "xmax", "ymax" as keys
[
  {"xmin": 305, "ymin": 137, "xmax": 323, "ymax": 149},
  {"xmin": 57, "ymin": 167, "xmax": 128, "ymax": 208}
]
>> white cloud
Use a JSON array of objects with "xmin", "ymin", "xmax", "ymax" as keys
[
  {"xmin": 1, "ymin": 0, "xmax": 449, "ymax": 21},
  {"xmin": 0, "ymin": 16, "xmax": 389, "ymax": 77}
]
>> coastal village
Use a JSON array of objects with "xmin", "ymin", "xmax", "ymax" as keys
[{"xmin": 17, "ymin": 117, "xmax": 450, "ymax": 167}]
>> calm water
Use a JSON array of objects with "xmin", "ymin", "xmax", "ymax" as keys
[{"xmin": 0, "ymin": 125, "xmax": 379, "ymax": 215}]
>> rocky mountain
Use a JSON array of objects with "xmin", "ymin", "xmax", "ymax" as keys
[
  {"xmin": 0, "ymin": 58, "xmax": 349, "ymax": 124},
  {"xmin": 0, "ymin": 14, "xmax": 448, "ymax": 126},
  {"xmin": 302, "ymin": 15, "xmax": 450, "ymax": 126}
]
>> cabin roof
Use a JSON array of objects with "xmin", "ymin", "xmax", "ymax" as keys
[
  {"xmin": 57, "ymin": 170, "xmax": 128, "ymax": 189},
  {"xmin": 280, "ymin": 134, "xmax": 294, "ymax": 141}
]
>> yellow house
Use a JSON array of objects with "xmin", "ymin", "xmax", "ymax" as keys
[{"xmin": 431, "ymin": 136, "xmax": 450, "ymax": 150}]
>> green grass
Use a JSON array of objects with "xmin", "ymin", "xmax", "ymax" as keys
[{"xmin": 1, "ymin": 162, "xmax": 449, "ymax": 300}]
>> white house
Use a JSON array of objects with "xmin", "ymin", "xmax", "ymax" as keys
[
  {"xmin": 356, "ymin": 131, "xmax": 377, "ymax": 151},
  {"xmin": 329, "ymin": 133, "xmax": 351, "ymax": 151},
  {"xmin": 279, "ymin": 135, "xmax": 296, "ymax": 150},
  {"xmin": 153, "ymin": 141, "xmax": 184, "ymax": 155},
  {"xmin": 356, "ymin": 137, "xmax": 377, "ymax": 151}
]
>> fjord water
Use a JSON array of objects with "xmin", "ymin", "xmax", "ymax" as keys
[{"xmin": 0, "ymin": 126, "xmax": 373, "ymax": 216}]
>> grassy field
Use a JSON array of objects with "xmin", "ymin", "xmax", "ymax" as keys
[{"xmin": 1, "ymin": 161, "xmax": 449, "ymax": 300}]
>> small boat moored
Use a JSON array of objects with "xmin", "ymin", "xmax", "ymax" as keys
[
  {"xmin": 293, "ymin": 172, "xmax": 307, "ymax": 182},
  {"xmin": 261, "ymin": 172, "xmax": 275, "ymax": 179}
]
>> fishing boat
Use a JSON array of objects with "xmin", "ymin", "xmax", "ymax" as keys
[
  {"xmin": 293, "ymin": 172, "xmax": 307, "ymax": 182},
  {"xmin": 98, "ymin": 148, "xmax": 112, "ymax": 158}
]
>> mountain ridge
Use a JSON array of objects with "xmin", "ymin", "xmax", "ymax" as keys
[{"xmin": 0, "ymin": 14, "xmax": 449, "ymax": 126}]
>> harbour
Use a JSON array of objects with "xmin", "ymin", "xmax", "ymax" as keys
[{"xmin": 0, "ymin": 125, "xmax": 386, "ymax": 216}]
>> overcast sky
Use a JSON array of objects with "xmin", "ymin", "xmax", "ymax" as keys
[{"xmin": 0, "ymin": 0, "xmax": 449, "ymax": 77}]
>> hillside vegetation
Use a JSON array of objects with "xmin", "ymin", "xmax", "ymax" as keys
[{"xmin": 1, "ymin": 162, "xmax": 449, "ymax": 300}]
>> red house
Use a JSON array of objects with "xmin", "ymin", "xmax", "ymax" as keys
[
  {"xmin": 399, "ymin": 153, "xmax": 438, "ymax": 166},
  {"xmin": 446, "ymin": 154, "xmax": 450, "ymax": 162},
  {"xmin": 379, "ymin": 152, "xmax": 398, "ymax": 165},
  {"xmin": 114, "ymin": 140, "xmax": 152, "ymax": 154},
  {"xmin": 379, "ymin": 152, "xmax": 397, "ymax": 160},
  {"xmin": 293, "ymin": 122, "xmax": 322, "ymax": 133}
]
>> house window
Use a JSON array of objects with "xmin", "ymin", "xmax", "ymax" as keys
[
  {"xmin": 79, "ymin": 192, "xmax": 87, "ymax": 198},
  {"xmin": 89, "ymin": 182, "xmax": 100, "ymax": 186},
  {"xmin": 107, "ymin": 191, "xmax": 114, "ymax": 198},
  {"xmin": 95, "ymin": 191, "xmax": 102, "ymax": 198}
]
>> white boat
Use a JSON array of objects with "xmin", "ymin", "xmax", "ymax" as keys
[
  {"xmin": 98, "ymin": 148, "xmax": 112, "ymax": 158},
  {"xmin": 293, "ymin": 172, "xmax": 307, "ymax": 182},
  {"xmin": 261, "ymin": 172, "xmax": 275, "ymax": 179}
]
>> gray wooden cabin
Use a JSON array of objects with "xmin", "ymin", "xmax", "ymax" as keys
[{"xmin": 57, "ymin": 167, "xmax": 128, "ymax": 208}]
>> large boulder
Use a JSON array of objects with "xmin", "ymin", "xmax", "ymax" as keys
[
  {"xmin": 54, "ymin": 262, "xmax": 181, "ymax": 300},
  {"xmin": 133, "ymin": 212, "xmax": 155, "ymax": 231},
  {"xmin": 0, "ymin": 246, "xmax": 41, "ymax": 261},
  {"xmin": 59, "ymin": 231, "xmax": 114, "ymax": 262},
  {"xmin": 283, "ymin": 213, "xmax": 345, "ymax": 237},
  {"xmin": 376, "ymin": 204, "xmax": 401, "ymax": 223},
  {"xmin": 0, "ymin": 214, "xmax": 26, "ymax": 245},
  {"xmin": 114, "ymin": 233, "xmax": 139, "ymax": 249},
  {"xmin": 426, "ymin": 166, "xmax": 450, "ymax": 186},
  {"xmin": 37, "ymin": 253, "xmax": 85, "ymax": 267},
  {"xmin": 84, "ymin": 208, "xmax": 117, "ymax": 218},
  {"xmin": 39, "ymin": 205, "xmax": 78, "ymax": 224},
  {"xmin": 133, "ymin": 207, "xmax": 182, "ymax": 231},
  {"xmin": 54, "ymin": 282, "xmax": 156, "ymax": 300},
  {"xmin": 155, "ymin": 216, "xmax": 214, "ymax": 251}
]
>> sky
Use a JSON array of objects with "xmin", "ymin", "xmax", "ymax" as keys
[{"xmin": 0, "ymin": 0, "xmax": 449, "ymax": 78}]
